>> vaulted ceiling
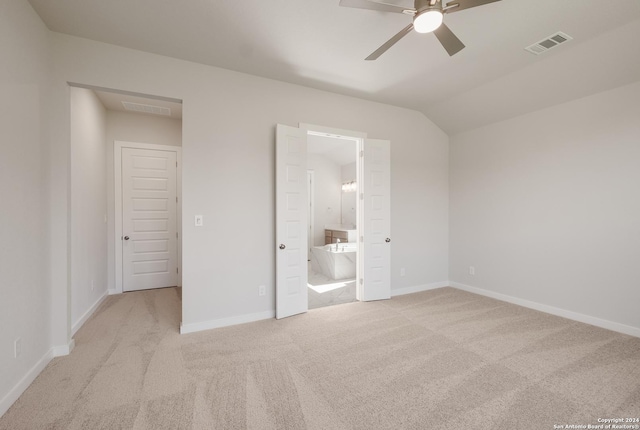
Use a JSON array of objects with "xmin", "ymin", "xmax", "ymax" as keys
[{"xmin": 28, "ymin": 0, "xmax": 640, "ymax": 134}]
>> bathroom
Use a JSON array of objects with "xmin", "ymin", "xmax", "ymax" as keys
[{"xmin": 306, "ymin": 134, "xmax": 358, "ymax": 309}]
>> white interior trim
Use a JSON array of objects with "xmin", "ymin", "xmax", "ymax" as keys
[
  {"xmin": 180, "ymin": 310, "xmax": 276, "ymax": 334},
  {"xmin": 114, "ymin": 141, "xmax": 182, "ymax": 294},
  {"xmin": 72, "ymin": 291, "xmax": 108, "ymax": 335},
  {"xmin": 450, "ymin": 281, "xmax": 640, "ymax": 338},
  {"xmin": 391, "ymin": 281, "xmax": 449, "ymax": 297},
  {"xmin": 52, "ymin": 339, "xmax": 75, "ymax": 357},
  {"xmin": 299, "ymin": 123, "xmax": 367, "ymax": 139},
  {"xmin": 0, "ymin": 348, "xmax": 53, "ymax": 417},
  {"xmin": 307, "ymin": 170, "xmax": 314, "ymax": 260}
]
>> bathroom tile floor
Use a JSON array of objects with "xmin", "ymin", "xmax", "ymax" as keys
[{"xmin": 308, "ymin": 262, "xmax": 357, "ymax": 310}]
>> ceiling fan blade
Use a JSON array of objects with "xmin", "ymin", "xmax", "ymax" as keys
[
  {"xmin": 433, "ymin": 23, "xmax": 465, "ymax": 56},
  {"xmin": 339, "ymin": 0, "xmax": 409, "ymax": 14},
  {"xmin": 366, "ymin": 24, "xmax": 414, "ymax": 60},
  {"xmin": 444, "ymin": 0, "xmax": 501, "ymax": 14}
]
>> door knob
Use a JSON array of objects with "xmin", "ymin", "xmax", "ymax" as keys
[
  {"xmin": 279, "ymin": 244, "xmax": 286, "ymax": 250},
  {"xmin": 385, "ymin": 238, "xmax": 391, "ymax": 243},
  {"xmin": 124, "ymin": 236, "xmax": 130, "ymax": 241}
]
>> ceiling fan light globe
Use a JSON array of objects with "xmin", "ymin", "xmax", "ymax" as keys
[{"xmin": 413, "ymin": 9, "xmax": 443, "ymax": 33}]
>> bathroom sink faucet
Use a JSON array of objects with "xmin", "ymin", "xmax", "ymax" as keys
[{"xmin": 335, "ymin": 238, "xmax": 341, "ymax": 251}]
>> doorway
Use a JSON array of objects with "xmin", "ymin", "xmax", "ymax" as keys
[
  {"xmin": 69, "ymin": 84, "xmax": 183, "ymax": 338},
  {"xmin": 275, "ymin": 123, "xmax": 391, "ymax": 319},
  {"xmin": 115, "ymin": 141, "xmax": 182, "ymax": 293},
  {"xmin": 306, "ymin": 134, "xmax": 358, "ymax": 309}
]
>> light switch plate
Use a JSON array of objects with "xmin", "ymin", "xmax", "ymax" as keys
[{"xmin": 195, "ymin": 215, "xmax": 203, "ymax": 227}]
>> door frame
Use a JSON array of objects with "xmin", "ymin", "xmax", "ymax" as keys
[
  {"xmin": 307, "ymin": 170, "xmax": 315, "ymax": 260},
  {"xmin": 114, "ymin": 141, "xmax": 182, "ymax": 294},
  {"xmin": 299, "ymin": 123, "xmax": 367, "ymax": 301}
]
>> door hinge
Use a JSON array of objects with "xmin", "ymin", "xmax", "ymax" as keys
[
  {"xmin": 176, "ymin": 161, "xmax": 178, "ymax": 167},
  {"xmin": 177, "ymin": 267, "xmax": 179, "ymax": 274},
  {"xmin": 176, "ymin": 196, "xmax": 178, "ymax": 203},
  {"xmin": 360, "ymin": 150, "xmax": 364, "ymax": 157}
]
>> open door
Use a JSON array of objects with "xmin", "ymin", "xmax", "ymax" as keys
[
  {"xmin": 275, "ymin": 124, "xmax": 308, "ymax": 319},
  {"xmin": 361, "ymin": 139, "xmax": 391, "ymax": 301}
]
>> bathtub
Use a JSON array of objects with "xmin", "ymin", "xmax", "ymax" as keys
[{"xmin": 310, "ymin": 243, "xmax": 357, "ymax": 280}]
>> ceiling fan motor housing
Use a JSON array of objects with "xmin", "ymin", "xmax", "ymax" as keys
[{"xmin": 414, "ymin": 0, "xmax": 442, "ymax": 14}]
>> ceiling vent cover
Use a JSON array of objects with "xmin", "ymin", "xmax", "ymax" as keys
[
  {"xmin": 525, "ymin": 32, "xmax": 572, "ymax": 55},
  {"xmin": 122, "ymin": 101, "xmax": 171, "ymax": 116}
]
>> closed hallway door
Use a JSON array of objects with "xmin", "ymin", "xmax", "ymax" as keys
[{"xmin": 121, "ymin": 147, "xmax": 178, "ymax": 292}]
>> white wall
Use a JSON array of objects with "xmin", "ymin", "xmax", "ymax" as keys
[
  {"xmin": 341, "ymin": 162, "xmax": 357, "ymax": 227},
  {"xmin": 106, "ymin": 110, "xmax": 182, "ymax": 147},
  {"xmin": 308, "ymin": 154, "xmax": 342, "ymax": 247},
  {"xmin": 0, "ymin": 0, "xmax": 52, "ymax": 415},
  {"xmin": 105, "ymin": 111, "xmax": 182, "ymax": 292},
  {"xmin": 70, "ymin": 87, "xmax": 108, "ymax": 332},
  {"xmin": 48, "ymin": 33, "xmax": 450, "ymax": 332},
  {"xmin": 450, "ymin": 81, "xmax": 640, "ymax": 333}
]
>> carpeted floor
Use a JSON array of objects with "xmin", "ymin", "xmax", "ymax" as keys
[{"xmin": 1, "ymin": 287, "xmax": 639, "ymax": 429}]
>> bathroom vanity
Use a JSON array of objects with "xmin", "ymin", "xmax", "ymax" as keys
[{"xmin": 324, "ymin": 226, "xmax": 357, "ymax": 244}]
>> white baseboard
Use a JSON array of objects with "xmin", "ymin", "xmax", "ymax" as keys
[
  {"xmin": 450, "ymin": 281, "xmax": 640, "ymax": 338},
  {"xmin": 108, "ymin": 289, "xmax": 119, "ymax": 295},
  {"xmin": 52, "ymin": 339, "xmax": 75, "ymax": 357},
  {"xmin": 391, "ymin": 281, "xmax": 449, "ymax": 297},
  {"xmin": 0, "ymin": 348, "xmax": 53, "ymax": 417},
  {"xmin": 180, "ymin": 310, "xmax": 275, "ymax": 334},
  {"xmin": 72, "ymin": 291, "xmax": 108, "ymax": 336},
  {"xmin": 180, "ymin": 282, "xmax": 449, "ymax": 334}
]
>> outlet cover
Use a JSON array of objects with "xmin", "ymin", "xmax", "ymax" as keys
[
  {"xmin": 400, "ymin": 268, "xmax": 406, "ymax": 277},
  {"xmin": 258, "ymin": 285, "xmax": 266, "ymax": 296},
  {"xmin": 195, "ymin": 215, "xmax": 204, "ymax": 227},
  {"xmin": 469, "ymin": 266, "xmax": 475, "ymax": 276}
]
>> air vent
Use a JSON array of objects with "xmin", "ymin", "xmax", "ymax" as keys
[
  {"xmin": 525, "ymin": 32, "xmax": 573, "ymax": 55},
  {"xmin": 122, "ymin": 101, "xmax": 171, "ymax": 116}
]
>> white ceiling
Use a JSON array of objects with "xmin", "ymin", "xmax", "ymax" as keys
[
  {"xmin": 28, "ymin": 0, "xmax": 640, "ymax": 134},
  {"xmin": 93, "ymin": 89, "xmax": 183, "ymax": 119}
]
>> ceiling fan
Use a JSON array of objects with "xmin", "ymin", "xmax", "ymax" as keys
[{"xmin": 339, "ymin": 0, "xmax": 502, "ymax": 60}]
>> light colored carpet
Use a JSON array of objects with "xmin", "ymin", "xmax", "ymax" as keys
[{"xmin": 1, "ymin": 287, "xmax": 639, "ymax": 429}]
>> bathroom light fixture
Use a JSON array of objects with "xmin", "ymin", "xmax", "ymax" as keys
[
  {"xmin": 413, "ymin": 7, "xmax": 443, "ymax": 33},
  {"xmin": 342, "ymin": 181, "xmax": 357, "ymax": 192}
]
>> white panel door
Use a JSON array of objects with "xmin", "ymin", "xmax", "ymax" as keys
[
  {"xmin": 276, "ymin": 124, "xmax": 308, "ymax": 319},
  {"xmin": 362, "ymin": 139, "xmax": 391, "ymax": 301},
  {"xmin": 122, "ymin": 148, "xmax": 178, "ymax": 292}
]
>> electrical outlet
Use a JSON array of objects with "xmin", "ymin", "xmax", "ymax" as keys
[
  {"xmin": 14, "ymin": 338, "xmax": 21, "ymax": 358},
  {"xmin": 258, "ymin": 285, "xmax": 266, "ymax": 296},
  {"xmin": 469, "ymin": 266, "xmax": 475, "ymax": 276},
  {"xmin": 400, "ymin": 268, "xmax": 406, "ymax": 277}
]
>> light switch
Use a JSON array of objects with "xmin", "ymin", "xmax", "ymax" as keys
[{"xmin": 195, "ymin": 215, "xmax": 203, "ymax": 227}]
